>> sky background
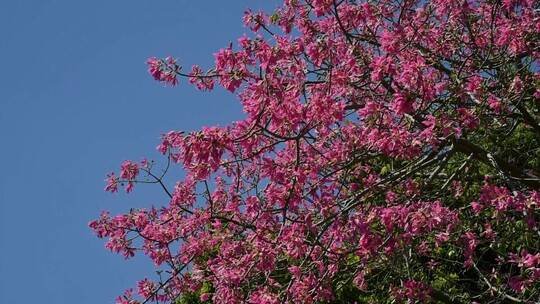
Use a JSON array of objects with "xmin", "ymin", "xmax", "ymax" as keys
[{"xmin": 0, "ymin": 1, "xmax": 279, "ymax": 303}]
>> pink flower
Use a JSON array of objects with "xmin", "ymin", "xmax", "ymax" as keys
[
  {"xmin": 137, "ymin": 278, "xmax": 156, "ymax": 299},
  {"xmin": 487, "ymin": 95, "xmax": 502, "ymax": 113},
  {"xmin": 534, "ymin": 90, "xmax": 540, "ymax": 100},
  {"xmin": 462, "ymin": 232, "xmax": 478, "ymax": 268},
  {"xmin": 393, "ymin": 280, "xmax": 432, "ymax": 302},
  {"xmin": 522, "ymin": 253, "xmax": 540, "ymax": 268},
  {"xmin": 353, "ymin": 272, "xmax": 367, "ymax": 290},
  {"xmin": 105, "ymin": 172, "xmax": 119, "ymax": 193},
  {"xmin": 243, "ymin": 10, "xmax": 268, "ymax": 32},
  {"xmin": 200, "ymin": 293, "xmax": 211, "ymax": 302},
  {"xmin": 509, "ymin": 250, "xmax": 540, "ymax": 269},
  {"xmin": 392, "ymin": 92, "xmax": 413, "ymax": 114},
  {"xmin": 471, "ymin": 201, "xmax": 483, "ymax": 214},
  {"xmin": 508, "ymin": 276, "xmax": 525, "ymax": 293},
  {"xmin": 146, "ymin": 57, "xmax": 162, "ymax": 80},
  {"xmin": 466, "ymin": 75, "xmax": 483, "ymax": 94},
  {"xmin": 120, "ymin": 160, "xmax": 139, "ymax": 181},
  {"xmin": 189, "ymin": 65, "xmax": 215, "ymax": 91},
  {"xmin": 385, "ymin": 191, "xmax": 397, "ymax": 203},
  {"xmin": 146, "ymin": 56, "xmax": 179, "ymax": 86},
  {"xmin": 510, "ymin": 76, "xmax": 523, "ymax": 93}
]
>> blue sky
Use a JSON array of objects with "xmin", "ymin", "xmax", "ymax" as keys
[{"xmin": 0, "ymin": 1, "xmax": 279, "ymax": 303}]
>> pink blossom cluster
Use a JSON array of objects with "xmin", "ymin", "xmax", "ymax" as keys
[{"xmin": 147, "ymin": 57, "xmax": 180, "ymax": 86}]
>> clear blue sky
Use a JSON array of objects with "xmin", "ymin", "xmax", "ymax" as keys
[{"xmin": 0, "ymin": 1, "xmax": 278, "ymax": 303}]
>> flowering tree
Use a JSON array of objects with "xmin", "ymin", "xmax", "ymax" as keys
[{"xmin": 90, "ymin": 0, "xmax": 540, "ymax": 303}]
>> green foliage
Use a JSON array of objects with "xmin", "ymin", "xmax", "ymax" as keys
[{"xmin": 175, "ymin": 282, "xmax": 213, "ymax": 304}]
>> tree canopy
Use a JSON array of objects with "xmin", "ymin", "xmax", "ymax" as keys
[{"xmin": 90, "ymin": 0, "xmax": 540, "ymax": 303}]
